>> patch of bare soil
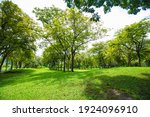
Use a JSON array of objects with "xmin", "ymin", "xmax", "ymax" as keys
[{"xmin": 107, "ymin": 89, "xmax": 133, "ymax": 100}]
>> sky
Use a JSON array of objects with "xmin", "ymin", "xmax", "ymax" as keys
[{"xmin": 9, "ymin": 0, "xmax": 150, "ymax": 56}]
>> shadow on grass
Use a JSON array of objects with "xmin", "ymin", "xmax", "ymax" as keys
[
  {"xmin": 0, "ymin": 69, "xmax": 36, "ymax": 87},
  {"xmin": 141, "ymin": 73, "xmax": 150, "ymax": 78},
  {"xmin": 84, "ymin": 74, "xmax": 150, "ymax": 100},
  {"xmin": 1, "ymin": 68, "xmax": 36, "ymax": 74},
  {"xmin": 0, "ymin": 68, "xmax": 150, "ymax": 100},
  {"xmin": 26, "ymin": 69, "xmax": 101, "ymax": 86},
  {"xmin": 0, "ymin": 68, "xmax": 101, "ymax": 88}
]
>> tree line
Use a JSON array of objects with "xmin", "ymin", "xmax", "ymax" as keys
[
  {"xmin": 86, "ymin": 18, "xmax": 150, "ymax": 68},
  {"xmin": 0, "ymin": 0, "xmax": 149, "ymax": 72},
  {"xmin": 33, "ymin": 6, "xmax": 107, "ymax": 72},
  {"xmin": 42, "ymin": 18, "xmax": 150, "ymax": 70}
]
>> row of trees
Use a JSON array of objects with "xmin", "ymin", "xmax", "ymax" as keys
[
  {"xmin": 41, "ymin": 18, "xmax": 150, "ymax": 70},
  {"xmin": 34, "ymin": 6, "xmax": 107, "ymax": 72},
  {"xmin": 76, "ymin": 19, "xmax": 150, "ymax": 68},
  {"xmin": 0, "ymin": 1, "xmax": 149, "ymax": 72},
  {"xmin": 0, "ymin": 1, "xmax": 107, "ymax": 72},
  {"xmin": 35, "ymin": 1, "xmax": 150, "ymax": 71},
  {"xmin": 0, "ymin": 1, "xmax": 39, "ymax": 72}
]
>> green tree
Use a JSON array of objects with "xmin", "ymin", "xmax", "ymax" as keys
[
  {"xmin": 115, "ymin": 19, "xmax": 150, "ymax": 66},
  {"xmin": 42, "ymin": 44, "xmax": 64, "ymax": 70},
  {"xmin": 34, "ymin": 6, "xmax": 107, "ymax": 72},
  {"xmin": 74, "ymin": 52, "xmax": 95, "ymax": 69},
  {"xmin": 34, "ymin": 6, "xmax": 71, "ymax": 72},
  {"xmin": 144, "ymin": 39, "xmax": 150, "ymax": 66},
  {"xmin": 0, "ymin": 0, "xmax": 38, "ymax": 72},
  {"xmin": 11, "ymin": 48, "xmax": 36, "ymax": 69},
  {"xmin": 89, "ymin": 42, "xmax": 107, "ymax": 68},
  {"xmin": 65, "ymin": 0, "xmax": 150, "ymax": 21}
]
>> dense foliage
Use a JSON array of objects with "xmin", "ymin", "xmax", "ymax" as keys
[
  {"xmin": 39, "ymin": 18, "xmax": 150, "ymax": 70},
  {"xmin": 0, "ymin": 0, "xmax": 39, "ymax": 72},
  {"xmin": 65, "ymin": 0, "xmax": 150, "ymax": 21},
  {"xmin": 34, "ymin": 6, "xmax": 107, "ymax": 72},
  {"xmin": 79, "ymin": 19, "xmax": 150, "ymax": 68},
  {"xmin": 0, "ymin": 1, "xmax": 149, "ymax": 72}
]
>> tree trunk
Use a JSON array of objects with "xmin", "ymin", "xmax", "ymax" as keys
[
  {"xmin": 0, "ymin": 54, "xmax": 7, "ymax": 72},
  {"xmin": 61, "ymin": 60, "xmax": 63, "ymax": 71},
  {"xmin": 19, "ymin": 61, "xmax": 22, "ymax": 68},
  {"xmin": 71, "ymin": 52, "xmax": 75, "ymax": 72},
  {"xmin": 63, "ymin": 52, "xmax": 66, "ymax": 72},
  {"xmin": 67, "ymin": 59, "xmax": 70, "ymax": 72},
  {"xmin": 5, "ymin": 58, "xmax": 8, "ymax": 71},
  {"xmin": 137, "ymin": 50, "xmax": 141, "ymax": 66},
  {"xmin": 10, "ymin": 60, "xmax": 13, "ymax": 70}
]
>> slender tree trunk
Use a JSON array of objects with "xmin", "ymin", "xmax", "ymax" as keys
[
  {"xmin": 61, "ymin": 60, "xmax": 63, "ymax": 71},
  {"xmin": 67, "ymin": 58, "xmax": 70, "ymax": 72},
  {"xmin": 10, "ymin": 60, "xmax": 13, "ymax": 70},
  {"xmin": 71, "ymin": 52, "xmax": 75, "ymax": 72},
  {"xmin": 19, "ymin": 61, "xmax": 22, "ymax": 68},
  {"xmin": 137, "ymin": 50, "xmax": 141, "ymax": 66},
  {"xmin": 0, "ymin": 54, "xmax": 7, "ymax": 72},
  {"xmin": 63, "ymin": 52, "xmax": 66, "ymax": 72},
  {"xmin": 5, "ymin": 58, "xmax": 8, "ymax": 71}
]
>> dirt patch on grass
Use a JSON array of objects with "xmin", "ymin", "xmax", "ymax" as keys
[{"xmin": 107, "ymin": 89, "xmax": 133, "ymax": 100}]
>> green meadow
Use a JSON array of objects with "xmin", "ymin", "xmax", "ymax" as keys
[{"xmin": 0, "ymin": 67, "xmax": 150, "ymax": 100}]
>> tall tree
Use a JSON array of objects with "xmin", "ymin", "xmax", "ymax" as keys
[
  {"xmin": 114, "ymin": 19, "xmax": 150, "ymax": 66},
  {"xmin": 0, "ymin": 0, "xmax": 38, "ymax": 72},
  {"xmin": 34, "ymin": 6, "xmax": 71, "ymax": 72},
  {"xmin": 34, "ymin": 6, "xmax": 107, "ymax": 72}
]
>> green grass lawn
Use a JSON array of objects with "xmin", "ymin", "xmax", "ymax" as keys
[{"xmin": 0, "ymin": 67, "xmax": 150, "ymax": 100}]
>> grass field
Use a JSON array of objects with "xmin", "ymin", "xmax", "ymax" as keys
[{"xmin": 0, "ymin": 67, "xmax": 150, "ymax": 100}]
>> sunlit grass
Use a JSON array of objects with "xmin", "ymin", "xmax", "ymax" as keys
[{"xmin": 0, "ymin": 67, "xmax": 150, "ymax": 100}]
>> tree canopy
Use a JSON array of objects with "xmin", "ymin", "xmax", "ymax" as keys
[
  {"xmin": 65, "ymin": 0, "xmax": 150, "ymax": 21},
  {"xmin": 88, "ymin": 18, "xmax": 150, "ymax": 67},
  {"xmin": 34, "ymin": 6, "xmax": 107, "ymax": 72},
  {"xmin": 0, "ymin": 0, "xmax": 149, "ymax": 72},
  {"xmin": 0, "ymin": 0, "xmax": 39, "ymax": 72},
  {"xmin": 114, "ymin": 18, "xmax": 150, "ymax": 66}
]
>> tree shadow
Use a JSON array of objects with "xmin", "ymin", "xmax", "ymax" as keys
[
  {"xmin": 0, "ymin": 69, "xmax": 36, "ymax": 87},
  {"xmin": 26, "ymin": 69, "xmax": 101, "ymax": 86},
  {"xmin": 84, "ymin": 74, "xmax": 150, "ymax": 100},
  {"xmin": 0, "ymin": 68, "xmax": 100, "ymax": 88},
  {"xmin": 141, "ymin": 73, "xmax": 150, "ymax": 78}
]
